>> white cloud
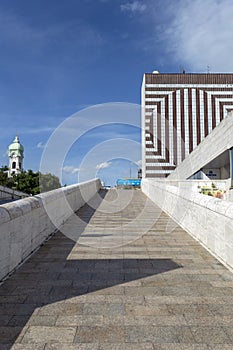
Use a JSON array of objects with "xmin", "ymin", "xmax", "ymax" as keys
[
  {"xmin": 121, "ymin": 1, "xmax": 147, "ymax": 14},
  {"xmin": 36, "ymin": 142, "xmax": 45, "ymax": 149},
  {"xmin": 165, "ymin": 0, "xmax": 233, "ymax": 72},
  {"xmin": 23, "ymin": 127, "xmax": 54, "ymax": 134},
  {"xmin": 96, "ymin": 161, "xmax": 112, "ymax": 170},
  {"xmin": 63, "ymin": 166, "xmax": 80, "ymax": 174},
  {"xmin": 135, "ymin": 159, "xmax": 142, "ymax": 167}
]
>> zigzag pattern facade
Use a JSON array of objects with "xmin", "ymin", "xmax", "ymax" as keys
[{"xmin": 142, "ymin": 74, "xmax": 233, "ymax": 178}]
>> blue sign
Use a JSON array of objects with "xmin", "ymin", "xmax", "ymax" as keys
[{"xmin": 116, "ymin": 179, "xmax": 141, "ymax": 186}]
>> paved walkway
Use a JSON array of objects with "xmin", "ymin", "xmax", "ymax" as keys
[{"xmin": 1, "ymin": 189, "xmax": 233, "ymax": 349}]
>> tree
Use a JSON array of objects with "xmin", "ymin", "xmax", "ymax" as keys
[
  {"xmin": 39, "ymin": 172, "xmax": 61, "ymax": 193},
  {"xmin": 13, "ymin": 170, "xmax": 40, "ymax": 195},
  {"xmin": 0, "ymin": 168, "xmax": 61, "ymax": 195},
  {"xmin": 0, "ymin": 166, "xmax": 9, "ymax": 186}
]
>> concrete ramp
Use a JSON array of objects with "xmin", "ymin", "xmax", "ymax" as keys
[
  {"xmin": 1, "ymin": 189, "xmax": 233, "ymax": 348},
  {"xmin": 60, "ymin": 189, "xmax": 163, "ymax": 249}
]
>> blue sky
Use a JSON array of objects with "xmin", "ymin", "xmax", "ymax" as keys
[{"xmin": 1, "ymin": 0, "xmax": 233, "ymax": 186}]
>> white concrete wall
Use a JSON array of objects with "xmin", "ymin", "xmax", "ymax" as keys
[
  {"xmin": 142, "ymin": 178, "xmax": 233, "ymax": 271},
  {"xmin": 0, "ymin": 179, "xmax": 101, "ymax": 280},
  {"xmin": 163, "ymin": 179, "xmax": 230, "ymax": 191}
]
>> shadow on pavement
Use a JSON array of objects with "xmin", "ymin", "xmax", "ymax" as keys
[{"xmin": 0, "ymin": 189, "xmax": 181, "ymax": 348}]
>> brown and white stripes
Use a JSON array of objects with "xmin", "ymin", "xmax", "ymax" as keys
[{"xmin": 141, "ymin": 73, "xmax": 233, "ymax": 178}]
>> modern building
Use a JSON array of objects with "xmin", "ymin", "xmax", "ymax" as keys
[
  {"xmin": 8, "ymin": 135, "xmax": 24, "ymax": 176},
  {"xmin": 141, "ymin": 72, "xmax": 233, "ymax": 178}
]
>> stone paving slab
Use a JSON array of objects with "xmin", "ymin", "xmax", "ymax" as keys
[{"xmin": 0, "ymin": 189, "xmax": 233, "ymax": 349}]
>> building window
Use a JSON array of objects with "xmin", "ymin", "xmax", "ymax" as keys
[{"xmin": 12, "ymin": 162, "xmax": 16, "ymax": 169}]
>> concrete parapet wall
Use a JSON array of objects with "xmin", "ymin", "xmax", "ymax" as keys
[
  {"xmin": 142, "ymin": 178, "xmax": 233, "ymax": 271},
  {"xmin": 0, "ymin": 179, "xmax": 101, "ymax": 280}
]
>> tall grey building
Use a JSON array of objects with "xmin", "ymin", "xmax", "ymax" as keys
[{"xmin": 141, "ymin": 72, "xmax": 233, "ymax": 178}]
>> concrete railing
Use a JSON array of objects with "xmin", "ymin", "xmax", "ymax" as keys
[
  {"xmin": 142, "ymin": 178, "xmax": 233, "ymax": 271},
  {"xmin": 0, "ymin": 179, "xmax": 101, "ymax": 280},
  {"xmin": 0, "ymin": 185, "xmax": 29, "ymax": 201}
]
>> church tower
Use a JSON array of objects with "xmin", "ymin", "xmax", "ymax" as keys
[{"xmin": 8, "ymin": 135, "xmax": 24, "ymax": 176}]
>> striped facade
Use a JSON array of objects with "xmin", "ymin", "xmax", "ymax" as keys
[{"xmin": 141, "ymin": 73, "xmax": 233, "ymax": 178}]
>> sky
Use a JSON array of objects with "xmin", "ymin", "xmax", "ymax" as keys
[{"xmin": 1, "ymin": 0, "xmax": 233, "ymax": 186}]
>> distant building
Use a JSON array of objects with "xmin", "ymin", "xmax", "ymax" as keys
[
  {"xmin": 141, "ymin": 72, "xmax": 233, "ymax": 178},
  {"xmin": 8, "ymin": 135, "xmax": 24, "ymax": 177}
]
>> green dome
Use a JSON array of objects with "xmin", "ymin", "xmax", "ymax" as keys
[{"xmin": 8, "ymin": 135, "xmax": 24, "ymax": 157}]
